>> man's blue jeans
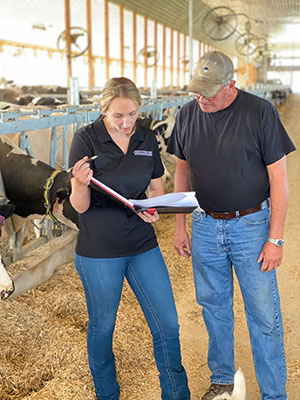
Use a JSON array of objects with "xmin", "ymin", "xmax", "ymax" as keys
[
  {"xmin": 74, "ymin": 246, "xmax": 190, "ymax": 400},
  {"xmin": 191, "ymin": 206, "xmax": 287, "ymax": 400}
]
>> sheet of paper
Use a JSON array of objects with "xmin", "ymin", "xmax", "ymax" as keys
[{"xmin": 129, "ymin": 192, "xmax": 199, "ymax": 208}]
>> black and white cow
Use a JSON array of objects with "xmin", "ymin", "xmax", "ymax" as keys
[
  {"xmin": 138, "ymin": 108, "xmax": 177, "ymax": 153},
  {"xmin": 0, "ymin": 203, "xmax": 16, "ymax": 299},
  {"xmin": 0, "ymin": 136, "xmax": 79, "ymax": 298},
  {"xmin": 137, "ymin": 112, "xmax": 177, "ymax": 188},
  {"xmin": 0, "ymin": 135, "xmax": 80, "ymax": 296},
  {"xmin": 0, "ymin": 136, "xmax": 78, "ymax": 229},
  {"xmin": 137, "ymin": 111, "xmax": 176, "ymax": 188}
]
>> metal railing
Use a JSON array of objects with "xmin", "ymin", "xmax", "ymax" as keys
[{"xmin": 0, "ymin": 96, "xmax": 192, "ymax": 169}]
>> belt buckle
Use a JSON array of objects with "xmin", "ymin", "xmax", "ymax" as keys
[
  {"xmin": 211, "ymin": 212, "xmax": 229, "ymax": 219},
  {"xmin": 223, "ymin": 212, "xmax": 234, "ymax": 220}
]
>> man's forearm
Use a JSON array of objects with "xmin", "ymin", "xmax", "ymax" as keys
[
  {"xmin": 269, "ymin": 180, "xmax": 289, "ymax": 238},
  {"xmin": 174, "ymin": 159, "xmax": 191, "ymax": 229},
  {"xmin": 267, "ymin": 156, "xmax": 289, "ymax": 239}
]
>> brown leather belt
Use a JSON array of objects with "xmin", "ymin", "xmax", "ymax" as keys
[{"xmin": 206, "ymin": 204, "xmax": 263, "ymax": 220}]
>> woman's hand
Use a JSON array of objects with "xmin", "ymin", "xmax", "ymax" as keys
[
  {"xmin": 137, "ymin": 210, "xmax": 160, "ymax": 223},
  {"xmin": 70, "ymin": 156, "xmax": 93, "ymax": 214},
  {"xmin": 137, "ymin": 177, "xmax": 163, "ymax": 223},
  {"xmin": 71, "ymin": 156, "xmax": 93, "ymax": 186}
]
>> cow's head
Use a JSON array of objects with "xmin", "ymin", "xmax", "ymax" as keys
[
  {"xmin": 0, "ymin": 203, "xmax": 16, "ymax": 299},
  {"xmin": 44, "ymin": 171, "xmax": 78, "ymax": 233}
]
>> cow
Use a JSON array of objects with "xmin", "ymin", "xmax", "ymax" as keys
[
  {"xmin": 0, "ymin": 84, "xmax": 70, "ymax": 109},
  {"xmin": 0, "ymin": 203, "xmax": 16, "ymax": 299},
  {"xmin": 137, "ymin": 110, "xmax": 177, "ymax": 189},
  {"xmin": 0, "ymin": 136, "xmax": 79, "ymax": 297},
  {"xmin": 137, "ymin": 108, "xmax": 177, "ymax": 150},
  {"xmin": 0, "ymin": 135, "xmax": 78, "ymax": 233},
  {"xmin": 151, "ymin": 114, "xmax": 177, "ymax": 189}
]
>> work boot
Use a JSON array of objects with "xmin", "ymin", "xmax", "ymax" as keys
[{"xmin": 201, "ymin": 383, "xmax": 234, "ymax": 400}]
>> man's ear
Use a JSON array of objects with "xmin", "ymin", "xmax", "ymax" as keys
[{"xmin": 229, "ymin": 80, "xmax": 236, "ymax": 89}]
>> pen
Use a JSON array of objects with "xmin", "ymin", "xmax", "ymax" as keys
[{"xmin": 67, "ymin": 155, "xmax": 98, "ymax": 173}]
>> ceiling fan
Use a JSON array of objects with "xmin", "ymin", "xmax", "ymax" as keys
[
  {"xmin": 57, "ymin": 26, "xmax": 89, "ymax": 58},
  {"xmin": 137, "ymin": 46, "xmax": 160, "ymax": 67},
  {"xmin": 202, "ymin": 6, "xmax": 238, "ymax": 41}
]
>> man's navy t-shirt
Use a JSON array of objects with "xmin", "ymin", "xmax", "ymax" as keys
[
  {"xmin": 167, "ymin": 89, "xmax": 296, "ymax": 212},
  {"xmin": 69, "ymin": 116, "xmax": 164, "ymax": 258}
]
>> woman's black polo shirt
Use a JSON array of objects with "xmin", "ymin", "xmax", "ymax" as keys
[{"xmin": 69, "ymin": 116, "xmax": 164, "ymax": 258}]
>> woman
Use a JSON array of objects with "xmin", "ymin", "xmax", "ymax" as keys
[{"xmin": 69, "ymin": 77, "xmax": 190, "ymax": 400}]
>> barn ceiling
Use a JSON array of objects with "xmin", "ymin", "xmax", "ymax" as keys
[
  {"xmin": 111, "ymin": 0, "xmax": 300, "ymax": 66},
  {"xmin": 1, "ymin": 0, "xmax": 300, "ymax": 76}
]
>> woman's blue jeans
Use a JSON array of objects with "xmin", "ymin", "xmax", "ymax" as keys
[
  {"xmin": 74, "ymin": 246, "xmax": 190, "ymax": 400},
  {"xmin": 191, "ymin": 206, "xmax": 287, "ymax": 400}
]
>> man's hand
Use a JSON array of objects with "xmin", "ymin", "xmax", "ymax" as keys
[
  {"xmin": 174, "ymin": 228, "xmax": 191, "ymax": 258},
  {"xmin": 257, "ymin": 241, "xmax": 283, "ymax": 272}
]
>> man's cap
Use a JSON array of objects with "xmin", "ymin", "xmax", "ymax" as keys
[{"xmin": 187, "ymin": 51, "xmax": 234, "ymax": 97}]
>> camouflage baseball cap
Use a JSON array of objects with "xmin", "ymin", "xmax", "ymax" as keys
[{"xmin": 187, "ymin": 51, "xmax": 234, "ymax": 97}]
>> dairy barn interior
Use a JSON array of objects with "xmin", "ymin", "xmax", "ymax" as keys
[{"xmin": 0, "ymin": 0, "xmax": 299, "ymax": 399}]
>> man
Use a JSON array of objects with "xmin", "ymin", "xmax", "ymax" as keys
[{"xmin": 167, "ymin": 51, "xmax": 296, "ymax": 400}]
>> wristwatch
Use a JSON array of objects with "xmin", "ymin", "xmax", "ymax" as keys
[{"xmin": 267, "ymin": 238, "xmax": 285, "ymax": 247}]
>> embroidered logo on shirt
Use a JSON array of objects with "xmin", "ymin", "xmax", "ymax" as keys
[{"xmin": 133, "ymin": 150, "xmax": 153, "ymax": 156}]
